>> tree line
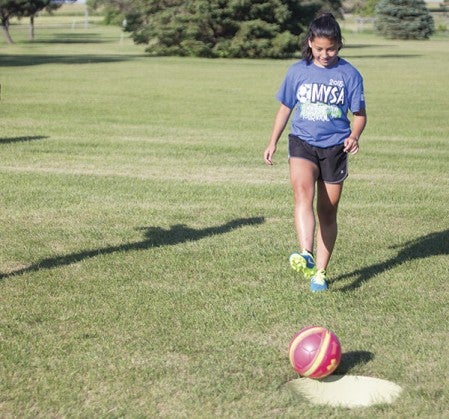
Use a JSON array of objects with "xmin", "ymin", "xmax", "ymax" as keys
[{"xmin": 1, "ymin": 0, "xmax": 436, "ymax": 54}]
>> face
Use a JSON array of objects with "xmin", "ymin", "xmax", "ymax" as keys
[{"xmin": 308, "ymin": 37, "xmax": 340, "ymax": 68}]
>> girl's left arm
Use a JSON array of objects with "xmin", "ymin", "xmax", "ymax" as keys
[{"xmin": 344, "ymin": 108, "xmax": 367, "ymax": 154}]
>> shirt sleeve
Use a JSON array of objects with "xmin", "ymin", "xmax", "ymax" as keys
[{"xmin": 348, "ymin": 75, "xmax": 366, "ymax": 113}]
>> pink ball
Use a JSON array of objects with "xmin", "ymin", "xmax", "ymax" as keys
[{"xmin": 289, "ymin": 326, "xmax": 341, "ymax": 379}]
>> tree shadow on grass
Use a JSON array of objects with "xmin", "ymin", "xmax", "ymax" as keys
[
  {"xmin": 346, "ymin": 54, "xmax": 421, "ymax": 59},
  {"xmin": 34, "ymin": 32, "xmax": 111, "ymax": 44},
  {"xmin": 345, "ymin": 44, "xmax": 391, "ymax": 49},
  {"xmin": 0, "ymin": 217, "xmax": 265, "ymax": 281},
  {"xmin": 0, "ymin": 135, "xmax": 48, "ymax": 144},
  {"xmin": 333, "ymin": 229, "xmax": 449, "ymax": 292},
  {"xmin": 0, "ymin": 53, "xmax": 145, "ymax": 67}
]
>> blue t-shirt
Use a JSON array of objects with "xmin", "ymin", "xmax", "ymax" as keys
[{"xmin": 276, "ymin": 58, "xmax": 365, "ymax": 148}]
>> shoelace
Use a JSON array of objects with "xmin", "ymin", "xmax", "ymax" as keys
[{"xmin": 313, "ymin": 269, "xmax": 327, "ymax": 284}]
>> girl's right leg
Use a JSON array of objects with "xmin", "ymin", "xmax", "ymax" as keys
[
  {"xmin": 315, "ymin": 180, "xmax": 344, "ymax": 272},
  {"xmin": 289, "ymin": 157, "xmax": 319, "ymax": 254}
]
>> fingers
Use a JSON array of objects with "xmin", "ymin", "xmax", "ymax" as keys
[
  {"xmin": 264, "ymin": 154, "xmax": 273, "ymax": 165},
  {"xmin": 264, "ymin": 147, "xmax": 275, "ymax": 165},
  {"xmin": 343, "ymin": 138, "xmax": 359, "ymax": 154}
]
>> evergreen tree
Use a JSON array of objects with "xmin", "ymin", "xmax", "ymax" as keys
[
  {"xmin": 91, "ymin": 0, "xmax": 343, "ymax": 58},
  {"xmin": 375, "ymin": 0, "xmax": 434, "ymax": 39}
]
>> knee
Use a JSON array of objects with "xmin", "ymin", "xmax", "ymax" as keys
[
  {"xmin": 292, "ymin": 184, "xmax": 314, "ymax": 206},
  {"xmin": 317, "ymin": 207, "xmax": 338, "ymax": 226}
]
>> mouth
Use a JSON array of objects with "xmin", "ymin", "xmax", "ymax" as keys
[{"xmin": 319, "ymin": 57, "xmax": 335, "ymax": 67}]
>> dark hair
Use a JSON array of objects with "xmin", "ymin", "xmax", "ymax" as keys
[{"xmin": 301, "ymin": 13, "xmax": 343, "ymax": 62}]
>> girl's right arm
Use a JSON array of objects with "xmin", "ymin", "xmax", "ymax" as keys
[{"xmin": 264, "ymin": 103, "xmax": 292, "ymax": 165}]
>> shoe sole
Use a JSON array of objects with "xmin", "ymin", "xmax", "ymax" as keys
[
  {"xmin": 289, "ymin": 253, "xmax": 316, "ymax": 280},
  {"xmin": 310, "ymin": 284, "xmax": 328, "ymax": 292}
]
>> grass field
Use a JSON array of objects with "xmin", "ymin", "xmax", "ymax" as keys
[{"xmin": 1, "ymin": 7, "xmax": 449, "ymax": 417}]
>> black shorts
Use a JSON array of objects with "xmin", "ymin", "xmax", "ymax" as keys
[{"xmin": 288, "ymin": 134, "xmax": 348, "ymax": 184}]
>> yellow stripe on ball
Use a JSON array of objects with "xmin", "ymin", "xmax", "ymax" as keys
[
  {"xmin": 289, "ymin": 326, "xmax": 323, "ymax": 368},
  {"xmin": 303, "ymin": 330, "xmax": 331, "ymax": 377}
]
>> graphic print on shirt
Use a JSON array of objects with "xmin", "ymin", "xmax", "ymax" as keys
[{"xmin": 296, "ymin": 81, "xmax": 344, "ymax": 122}]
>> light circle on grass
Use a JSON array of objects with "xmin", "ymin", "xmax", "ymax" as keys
[{"xmin": 287, "ymin": 375, "xmax": 403, "ymax": 408}]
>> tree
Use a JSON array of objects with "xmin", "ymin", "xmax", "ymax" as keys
[
  {"xmin": 375, "ymin": 0, "xmax": 434, "ymax": 39},
  {"xmin": 87, "ymin": 0, "xmax": 136, "ymax": 25},
  {"xmin": 0, "ymin": 0, "xmax": 61, "ymax": 43},
  {"xmin": 0, "ymin": 0, "xmax": 20, "ymax": 43},
  {"xmin": 90, "ymin": 0, "xmax": 343, "ymax": 58},
  {"xmin": 17, "ymin": 0, "xmax": 62, "ymax": 41},
  {"xmin": 349, "ymin": 0, "xmax": 379, "ymax": 16}
]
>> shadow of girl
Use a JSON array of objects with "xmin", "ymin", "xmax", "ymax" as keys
[{"xmin": 334, "ymin": 229, "xmax": 449, "ymax": 292}]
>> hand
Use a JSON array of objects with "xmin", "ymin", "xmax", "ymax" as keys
[
  {"xmin": 343, "ymin": 136, "xmax": 359, "ymax": 154},
  {"xmin": 264, "ymin": 145, "xmax": 277, "ymax": 165}
]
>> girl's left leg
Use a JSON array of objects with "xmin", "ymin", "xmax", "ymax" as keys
[{"xmin": 315, "ymin": 180, "xmax": 344, "ymax": 271}]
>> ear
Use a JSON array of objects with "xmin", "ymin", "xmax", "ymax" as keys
[{"xmin": 308, "ymin": 39, "xmax": 313, "ymax": 48}]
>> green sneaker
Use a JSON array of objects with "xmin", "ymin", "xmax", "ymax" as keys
[
  {"xmin": 310, "ymin": 269, "xmax": 328, "ymax": 292},
  {"xmin": 289, "ymin": 251, "xmax": 316, "ymax": 280}
]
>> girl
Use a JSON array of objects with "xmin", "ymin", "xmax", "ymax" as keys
[{"xmin": 264, "ymin": 13, "xmax": 367, "ymax": 292}]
